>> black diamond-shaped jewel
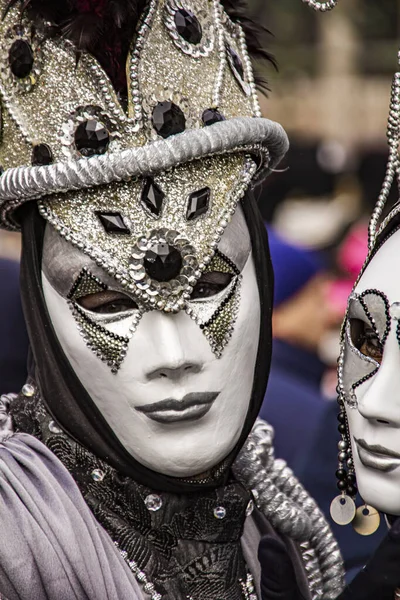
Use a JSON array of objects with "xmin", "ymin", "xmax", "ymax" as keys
[
  {"xmin": 174, "ymin": 8, "xmax": 202, "ymax": 45},
  {"xmin": 9, "ymin": 39, "xmax": 34, "ymax": 79},
  {"xmin": 75, "ymin": 119, "xmax": 110, "ymax": 157},
  {"xmin": 144, "ymin": 243, "xmax": 183, "ymax": 282},
  {"xmin": 186, "ymin": 187, "xmax": 211, "ymax": 221},
  {"xmin": 97, "ymin": 212, "xmax": 130, "ymax": 234},
  {"xmin": 141, "ymin": 177, "xmax": 165, "ymax": 216},
  {"xmin": 202, "ymin": 108, "xmax": 225, "ymax": 127},
  {"xmin": 226, "ymin": 44, "xmax": 244, "ymax": 81},
  {"xmin": 32, "ymin": 143, "xmax": 53, "ymax": 166},
  {"xmin": 152, "ymin": 102, "xmax": 186, "ymax": 139}
]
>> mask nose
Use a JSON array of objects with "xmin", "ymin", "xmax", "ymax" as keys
[
  {"xmin": 143, "ymin": 311, "xmax": 203, "ymax": 382},
  {"xmin": 357, "ymin": 330, "xmax": 400, "ymax": 427}
]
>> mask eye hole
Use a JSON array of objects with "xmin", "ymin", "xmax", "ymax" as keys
[
  {"xmin": 77, "ymin": 290, "xmax": 138, "ymax": 314},
  {"xmin": 349, "ymin": 318, "xmax": 383, "ymax": 364},
  {"xmin": 191, "ymin": 271, "xmax": 233, "ymax": 300}
]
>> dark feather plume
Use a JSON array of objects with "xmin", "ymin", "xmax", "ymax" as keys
[
  {"xmin": 221, "ymin": 0, "xmax": 276, "ymax": 92},
  {"xmin": 5, "ymin": 0, "xmax": 274, "ymax": 97},
  {"xmin": 5, "ymin": 0, "xmax": 147, "ymax": 100}
]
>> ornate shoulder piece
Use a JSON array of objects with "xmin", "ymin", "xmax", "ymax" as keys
[{"xmin": 234, "ymin": 419, "xmax": 345, "ymax": 600}]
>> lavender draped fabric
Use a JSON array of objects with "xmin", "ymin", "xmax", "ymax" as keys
[{"xmin": 0, "ymin": 433, "xmax": 144, "ymax": 600}]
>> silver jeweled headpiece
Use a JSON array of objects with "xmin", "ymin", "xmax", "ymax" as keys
[{"xmin": 0, "ymin": 0, "xmax": 288, "ymax": 313}]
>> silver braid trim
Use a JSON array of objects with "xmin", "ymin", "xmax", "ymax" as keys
[
  {"xmin": 0, "ymin": 117, "xmax": 288, "ymax": 229},
  {"xmin": 233, "ymin": 419, "xmax": 345, "ymax": 600}
]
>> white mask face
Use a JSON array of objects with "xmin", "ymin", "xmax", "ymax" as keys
[
  {"xmin": 42, "ymin": 207, "xmax": 261, "ymax": 477},
  {"xmin": 340, "ymin": 227, "xmax": 400, "ymax": 514}
]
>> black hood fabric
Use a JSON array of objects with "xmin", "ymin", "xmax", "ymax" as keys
[{"xmin": 18, "ymin": 188, "xmax": 273, "ymax": 494}]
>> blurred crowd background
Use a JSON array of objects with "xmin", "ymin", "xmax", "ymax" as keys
[{"xmin": 0, "ymin": 0, "xmax": 399, "ymax": 580}]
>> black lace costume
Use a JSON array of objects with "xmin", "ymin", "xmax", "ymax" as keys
[{"xmin": 10, "ymin": 389, "xmax": 255, "ymax": 600}]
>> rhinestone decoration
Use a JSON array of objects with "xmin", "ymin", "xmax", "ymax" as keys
[
  {"xmin": 144, "ymin": 494, "xmax": 163, "ymax": 512},
  {"xmin": 0, "ymin": 20, "xmax": 42, "ymax": 93},
  {"xmin": 48, "ymin": 420, "xmax": 63, "ymax": 434},
  {"xmin": 151, "ymin": 101, "xmax": 186, "ymax": 138},
  {"xmin": 59, "ymin": 105, "xmax": 122, "ymax": 161},
  {"xmin": 75, "ymin": 119, "xmax": 110, "ymax": 157},
  {"xmin": 186, "ymin": 187, "xmax": 211, "ymax": 221},
  {"xmin": 142, "ymin": 88, "xmax": 197, "ymax": 142},
  {"xmin": 245, "ymin": 499, "xmax": 254, "ymax": 517},
  {"xmin": 116, "ymin": 543, "xmax": 162, "ymax": 600},
  {"xmin": 97, "ymin": 212, "xmax": 130, "ymax": 235},
  {"xmin": 225, "ymin": 40, "xmax": 250, "ymax": 96},
  {"xmin": 67, "ymin": 267, "xmax": 143, "ymax": 372},
  {"xmin": 9, "ymin": 39, "xmax": 33, "ymax": 79},
  {"xmin": 0, "ymin": 23, "xmax": 43, "ymax": 96},
  {"xmin": 338, "ymin": 289, "xmax": 391, "ymax": 408},
  {"xmin": 0, "ymin": 0, "xmax": 261, "ymax": 181},
  {"xmin": 202, "ymin": 107, "xmax": 225, "ymax": 126},
  {"xmin": 174, "ymin": 9, "xmax": 202, "ymax": 45},
  {"xmin": 164, "ymin": 0, "xmax": 214, "ymax": 58},
  {"xmin": 67, "ymin": 267, "xmax": 107, "ymax": 301},
  {"xmin": 71, "ymin": 303, "xmax": 131, "ymax": 373},
  {"xmin": 91, "ymin": 468, "xmax": 106, "ymax": 482},
  {"xmin": 31, "ymin": 143, "xmax": 53, "ymax": 166},
  {"xmin": 143, "ymin": 242, "xmax": 183, "ymax": 282},
  {"xmin": 141, "ymin": 177, "xmax": 165, "ymax": 217},
  {"xmin": 240, "ymin": 572, "xmax": 258, "ymax": 600},
  {"xmin": 129, "ymin": 228, "xmax": 197, "ymax": 309},
  {"xmin": 22, "ymin": 383, "xmax": 35, "ymax": 397},
  {"xmin": 187, "ymin": 250, "xmax": 242, "ymax": 356},
  {"xmin": 39, "ymin": 154, "xmax": 255, "ymax": 313},
  {"xmin": 213, "ymin": 506, "xmax": 226, "ymax": 519}
]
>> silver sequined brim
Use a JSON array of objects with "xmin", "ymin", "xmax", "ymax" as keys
[{"xmin": 0, "ymin": 117, "xmax": 288, "ymax": 230}]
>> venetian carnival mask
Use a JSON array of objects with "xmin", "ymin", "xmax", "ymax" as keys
[
  {"xmin": 42, "ymin": 207, "xmax": 261, "ymax": 476},
  {"xmin": 339, "ymin": 226, "xmax": 400, "ymax": 515},
  {"xmin": 0, "ymin": 0, "xmax": 287, "ymax": 480}
]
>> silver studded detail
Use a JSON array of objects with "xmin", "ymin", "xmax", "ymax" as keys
[
  {"xmin": 22, "ymin": 383, "xmax": 35, "ymax": 397},
  {"xmin": 91, "ymin": 469, "xmax": 106, "ymax": 482},
  {"xmin": 144, "ymin": 494, "xmax": 163, "ymax": 512}
]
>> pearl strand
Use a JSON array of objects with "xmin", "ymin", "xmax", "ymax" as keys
[
  {"xmin": 368, "ymin": 55, "xmax": 400, "ymax": 249},
  {"xmin": 301, "ymin": 0, "xmax": 339, "ymax": 10}
]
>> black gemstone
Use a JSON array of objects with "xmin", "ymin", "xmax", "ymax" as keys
[
  {"xmin": 347, "ymin": 474, "xmax": 357, "ymax": 484},
  {"xmin": 32, "ymin": 143, "xmax": 53, "ymax": 166},
  {"xmin": 226, "ymin": 44, "xmax": 244, "ymax": 81},
  {"xmin": 97, "ymin": 212, "xmax": 130, "ymax": 234},
  {"xmin": 335, "ymin": 469, "xmax": 346, "ymax": 481},
  {"xmin": 347, "ymin": 485, "xmax": 357, "ymax": 496},
  {"xmin": 186, "ymin": 187, "xmax": 210, "ymax": 221},
  {"xmin": 141, "ymin": 177, "xmax": 165, "ymax": 216},
  {"xmin": 336, "ymin": 480, "xmax": 347, "ymax": 491},
  {"xmin": 144, "ymin": 243, "xmax": 182, "ymax": 282},
  {"xmin": 75, "ymin": 119, "xmax": 110, "ymax": 157},
  {"xmin": 174, "ymin": 8, "xmax": 202, "ymax": 45},
  {"xmin": 338, "ymin": 424, "xmax": 346, "ymax": 434},
  {"xmin": 337, "ymin": 412, "xmax": 346, "ymax": 423},
  {"xmin": 152, "ymin": 102, "xmax": 186, "ymax": 139},
  {"xmin": 9, "ymin": 39, "xmax": 34, "ymax": 79},
  {"xmin": 202, "ymin": 108, "xmax": 225, "ymax": 127}
]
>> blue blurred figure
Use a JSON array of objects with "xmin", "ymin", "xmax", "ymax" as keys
[
  {"xmin": 260, "ymin": 229, "xmax": 385, "ymax": 580},
  {"xmin": 0, "ymin": 258, "xmax": 28, "ymax": 392}
]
